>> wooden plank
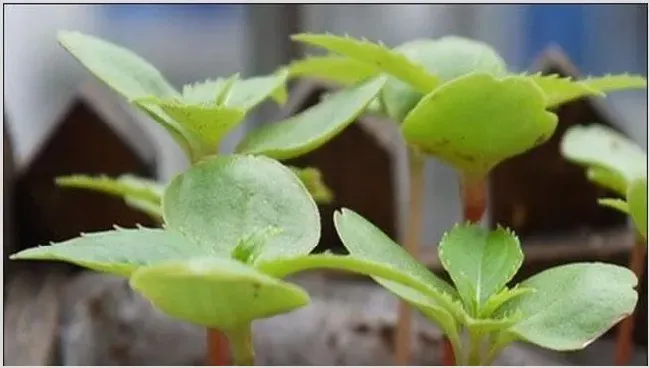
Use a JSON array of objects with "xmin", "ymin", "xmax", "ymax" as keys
[{"xmin": 3, "ymin": 266, "xmax": 69, "ymax": 365}]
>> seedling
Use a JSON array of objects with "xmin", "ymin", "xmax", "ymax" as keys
[
  {"xmin": 334, "ymin": 208, "xmax": 638, "ymax": 365},
  {"xmin": 11, "ymin": 155, "xmax": 440, "ymax": 365},
  {"xmin": 281, "ymin": 33, "xmax": 646, "ymax": 364},
  {"xmin": 561, "ymin": 124, "xmax": 648, "ymax": 364}
]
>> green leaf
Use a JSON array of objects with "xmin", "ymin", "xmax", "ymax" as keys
[
  {"xmin": 438, "ymin": 223, "xmax": 523, "ymax": 315},
  {"xmin": 627, "ymin": 176, "xmax": 647, "ymax": 238},
  {"xmin": 57, "ymin": 30, "xmax": 179, "ymax": 101},
  {"xmin": 561, "ymin": 124, "xmax": 647, "ymax": 190},
  {"xmin": 136, "ymin": 97, "xmax": 246, "ymax": 160},
  {"xmin": 580, "ymin": 74, "xmax": 647, "ymax": 94},
  {"xmin": 181, "ymin": 74, "xmax": 239, "ymax": 105},
  {"xmin": 129, "ymin": 257, "xmax": 309, "ymax": 330},
  {"xmin": 162, "ymin": 155, "xmax": 320, "ymax": 261},
  {"xmin": 381, "ymin": 36, "xmax": 508, "ymax": 122},
  {"xmin": 231, "ymin": 227, "xmax": 283, "ymax": 264},
  {"xmin": 235, "ymin": 77, "xmax": 385, "ymax": 160},
  {"xmin": 526, "ymin": 74, "xmax": 603, "ymax": 108},
  {"xmin": 132, "ymin": 101, "xmax": 195, "ymax": 159},
  {"xmin": 587, "ymin": 166, "xmax": 629, "ymax": 196},
  {"xmin": 56, "ymin": 174, "xmax": 164, "ymax": 220},
  {"xmin": 288, "ymin": 166, "xmax": 334, "ymax": 204},
  {"xmin": 334, "ymin": 208, "xmax": 457, "ymax": 307},
  {"xmin": 479, "ymin": 286, "xmax": 535, "ymax": 319},
  {"xmin": 497, "ymin": 262, "xmax": 638, "ymax": 351},
  {"xmin": 224, "ymin": 70, "xmax": 289, "ymax": 111},
  {"xmin": 9, "ymin": 227, "xmax": 196, "ymax": 277},
  {"xmin": 597, "ymin": 198, "xmax": 630, "ymax": 214},
  {"xmin": 402, "ymin": 73, "xmax": 558, "ymax": 175},
  {"xmin": 286, "ymin": 55, "xmax": 379, "ymax": 85},
  {"xmin": 464, "ymin": 311, "xmax": 522, "ymax": 335},
  {"xmin": 291, "ymin": 33, "xmax": 438, "ymax": 94}
]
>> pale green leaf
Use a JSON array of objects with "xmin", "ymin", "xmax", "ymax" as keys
[
  {"xmin": 136, "ymin": 97, "xmax": 246, "ymax": 160},
  {"xmin": 402, "ymin": 73, "xmax": 558, "ymax": 175},
  {"xmin": 132, "ymin": 101, "xmax": 194, "ymax": 159},
  {"xmin": 288, "ymin": 166, "xmax": 334, "ymax": 204},
  {"xmin": 224, "ymin": 70, "xmax": 289, "ymax": 111},
  {"xmin": 58, "ymin": 30, "xmax": 179, "ymax": 101},
  {"xmin": 334, "ymin": 208, "xmax": 457, "ymax": 309},
  {"xmin": 526, "ymin": 74, "xmax": 603, "ymax": 107},
  {"xmin": 235, "ymin": 77, "xmax": 385, "ymax": 160},
  {"xmin": 56, "ymin": 174, "xmax": 164, "ymax": 220},
  {"xmin": 597, "ymin": 198, "xmax": 630, "ymax": 214},
  {"xmin": 464, "ymin": 311, "xmax": 522, "ymax": 335},
  {"xmin": 561, "ymin": 124, "xmax": 647, "ymax": 188},
  {"xmin": 587, "ymin": 166, "xmax": 629, "ymax": 196},
  {"xmin": 438, "ymin": 223, "xmax": 523, "ymax": 315},
  {"xmin": 381, "ymin": 36, "xmax": 508, "ymax": 122},
  {"xmin": 627, "ymin": 176, "xmax": 647, "ymax": 238},
  {"xmin": 291, "ymin": 33, "xmax": 438, "ymax": 94},
  {"xmin": 580, "ymin": 74, "xmax": 647, "ymax": 94},
  {"xmin": 497, "ymin": 263, "xmax": 638, "ymax": 351},
  {"xmin": 181, "ymin": 74, "xmax": 239, "ymax": 105},
  {"xmin": 479, "ymin": 286, "xmax": 535, "ymax": 319},
  {"xmin": 9, "ymin": 227, "xmax": 197, "ymax": 277},
  {"xmin": 163, "ymin": 155, "xmax": 320, "ymax": 261},
  {"xmin": 129, "ymin": 257, "xmax": 309, "ymax": 330},
  {"xmin": 231, "ymin": 227, "xmax": 283, "ymax": 264},
  {"xmin": 286, "ymin": 55, "xmax": 379, "ymax": 85}
]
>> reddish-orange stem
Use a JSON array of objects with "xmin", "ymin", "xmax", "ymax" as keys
[
  {"xmin": 614, "ymin": 236, "xmax": 646, "ymax": 365},
  {"xmin": 207, "ymin": 328, "xmax": 231, "ymax": 366},
  {"xmin": 442, "ymin": 174, "xmax": 487, "ymax": 366}
]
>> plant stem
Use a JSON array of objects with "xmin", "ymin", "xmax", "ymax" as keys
[
  {"xmin": 207, "ymin": 328, "xmax": 231, "ymax": 365},
  {"xmin": 467, "ymin": 330, "xmax": 483, "ymax": 366},
  {"xmin": 224, "ymin": 324, "xmax": 255, "ymax": 366},
  {"xmin": 395, "ymin": 149, "xmax": 426, "ymax": 365},
  {"xmin": 614, "ymin": 235, "xmax": 647, "ymax": 365},
  {"xmin": 442, "ymin": 172, "xmax": 488, "ymax": 366}
]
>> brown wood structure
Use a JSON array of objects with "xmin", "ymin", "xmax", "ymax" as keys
[{"xmin": 12, "ymin": 80, "xmax": 158, "ymax": 261}]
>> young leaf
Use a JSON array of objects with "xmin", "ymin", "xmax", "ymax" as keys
[
  {"xmin": 132, "ymin": 101, "xmax": 195, "ymax": 159},
  {"xmin": 438, "ymin": 223, "xmax": 523, "ymax": 315},
  {"xmin": 561, "ymin": 124, "xmax": 647, "ymax": 188},
  {"xmin": 587, "ymin": 166, "xmax": 629, "ymax": 196},
  {"xmin": 288, "ymin": 166, "xmax": 334, "ymax": 204},
  {"xmin": 479, "ymin": 286, "xmax": 535, "ymax": 319},
  {"xmin": 627, "ymin": 176, "xmax": 647, "ymax": 238},
  {"xmin": 56, "ymin": 174, "xmax": 164, "ymax": 219},
  {"xmin": 136, "ymin": 97, "xmax": 246, "ymax": 160},
  {"xmin": 381, "ymin": 36, "xmax": 508, "ymax": 122},
  {"xmin": 9, "ymin": 227, "xmax": 198, "ymax": 277},
  {"xmin": 58, "ymin": 30, "xmax": 180, "ymax": 101},
  {"xmin": 129, "ymin": 257, "xmax": 309, "ymax": 330},
  {"xmin": 580, "ymin": 74, "xmax": 647, "ymax": 94},
  {"xmin": 224, "ymin": 70, "xmax": 289, "ymax": 110},
  {"xmin": 597, "ymin": 198, "xmax": 630, "ymax": 214},
  {"xmin": 286, "ymin": 55, "xmax": 379, "ymax": 85},
  {"xmin": 334, "ymin": 208, "xmax": 457, "ymax": 307},
  {"xmin": 162, "ymin": 155, "xmax": 320, "ymax": 261},
  {"xmin": 496, "ymin": 262, "xmax": 638, "ymax": 351},
  {"xmin": 402, "ymin": 73, "xmax": 558, "ymax": 175},
  {"xmin": 291, "ymin": 33, "xmax": 438, "ymax": 94},
  {"xmin": 235, "ymin": 77, "xmax": 385, "ymax": 160},
  {"xmin": 181, "ymin": 74, "xmax": 239, "ymax": 105},
  {"xmin": 526, "ymin": 74, "xmax": 603, "ymax": 108}
]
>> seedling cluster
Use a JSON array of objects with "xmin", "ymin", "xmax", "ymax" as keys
[{"xmin": 11, "ymin": 31, "xmax": 647, "ymax": 366}]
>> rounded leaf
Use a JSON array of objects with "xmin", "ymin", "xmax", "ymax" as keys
[
  {"xmin": 401, "ymin": 73, "xmax": 558, "ymax": 175},
  {"xmin": 162, "ymin": 155, "xmax": 320, "ymax": 261},
  {"xmin": 130, "ymin": 258, "xmax": 309, "ymax": 330},
  {"xmin": 498, "ymin": 262, "xmax": 638, "ymax": 351},
  {"xmin": 382, "ymin": 36, "xmax": 508, "ymax": 121}
]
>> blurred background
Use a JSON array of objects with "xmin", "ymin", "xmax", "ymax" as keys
[
  {"xmin": 3, "ymin": 4, "xmax": 648, "ymax": 366},
  {"xmin": 4, "ymin": 3, "xmax": 648, "ymax": 244}
]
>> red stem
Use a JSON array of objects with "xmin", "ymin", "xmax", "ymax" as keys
[
  {"xmin": 442, "ymin": 174, "xmax": 487, "ymax": 366},
  {"xmin": 614, "ymin": 236, "xmax": 646, "ymax": 365},
  {"xmin": 207, "ymin": 328, "xmax": 231, "ymax": 366}
]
